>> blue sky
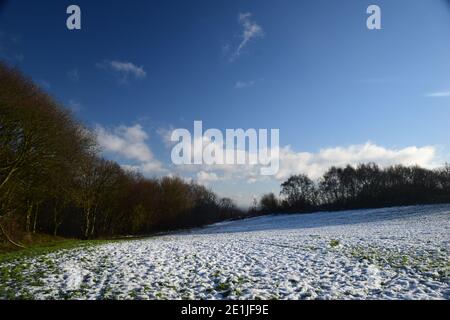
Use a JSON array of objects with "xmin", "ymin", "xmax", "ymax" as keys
[{"xmin": 1, "ymin": 0, "xmax": 450, "ymax": 206}]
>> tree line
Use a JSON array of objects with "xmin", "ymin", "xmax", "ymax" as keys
[
  {"xmin": 256, "ymin": 163, "xmax": 450, "ymax": 214},
  {"xmin": 0, "ymin": 63, "xmax": 243, "ymax": 245}
]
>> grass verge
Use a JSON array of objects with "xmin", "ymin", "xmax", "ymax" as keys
[{"xmin": 0, "ymin": 238, "xmax": 111, "ymax": 264}]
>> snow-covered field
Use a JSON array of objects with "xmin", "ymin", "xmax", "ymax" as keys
[{"xmin": 1, "ymin": 205, "xmax": 449, "ymax": 300}]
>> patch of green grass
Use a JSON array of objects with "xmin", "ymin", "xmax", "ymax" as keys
[
  {"xmin": 402, "ymin": 255, "xmax": 409, "ymax": 265},
  {"xmin": 234, "ymin": 276, "xmax": 246, "ymax": 284},
  {"xmin": 330, "ymin": 239, "xmax": 340, "ymax": 248},
  {"xmin": 215, "ymin": 282, "xmax": 231, "ymax": 292},
  {"xmin": 0, "ymin": 238, "xmax": 125, "ymax": 300},
  {"xmin": 349, "ymin": 245, "xmax": 449, "ymax": 281},
  {"xmin": 205, "ymin": 287, "xmax": 213, "ymax": 294},
  {"xmin": 0, "ymin": 239, "xmax": 113, "ymax": 264},
  {"xmin": 129, "ymin": 290, "xmax": 140, "ymax": 299}
]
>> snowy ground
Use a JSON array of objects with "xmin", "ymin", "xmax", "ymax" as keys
[{"xmin": 0, "ymin": 205, "xmax": 449, "ymax": 300}]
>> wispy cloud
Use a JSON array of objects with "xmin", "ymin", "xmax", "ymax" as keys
[
  {"xmin": 426, "ymin": 91, "xmax": 450, "ymax": 98},
  {"xmin": 96, "ymin": 60, "xmax": 147, "ymax": 82},
  {"xmin": 235, "ymin": 80, "xmax": 256, "ymax": 89},
  {"xmin": 95, "ymin": 124, "xmax": 165, "ymax": 174},
  {"xmin": 229, "ymin": 13, "xmax": 264, "ymax": 62},
  {"xmin": 68, "ymin": 99, "xmax": 82, "ymax": 112},
  {"xmin": 157, "ymin": 125, "xmax": 177, "ymax": 148},
  {"xmin": 196, "ymin": 171, "xmax": 219, "ymax": 185},
  {"xmin": 235, "ymin": 78, "xmax": 264, "ymax": 89}
]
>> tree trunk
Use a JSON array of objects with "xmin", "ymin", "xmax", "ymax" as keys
[
  {"xmin": 53, "ymin": 223, "xmax": 60, "ymax": 237},
  {"xmin": 26, "ymin": 203, "xmax": 33, "ymax": 233},
  {"xmin": 90, "ymin": 205, "xmax": 98, "ymax": 238},
  {"xmin": 0, "ymin": 166, "xmax": 18, "ymax": 191},
  {"xmin": 32, "ymin": 203, "xmax": 40, "ymax": 234},
  {"xmin": 53, "ymin": 207, "xmax": 61, "ymax": 236},
  {"xmin": 84, "ymin": 206, "xmax": 91, "ymax": 239},
  {"xmin": 0, "ymin": 219, "xmax": 26, "ymax": 248},
  {"xmin": 90, "ymin": 215, "xmax": 96, "ymax": 238}
]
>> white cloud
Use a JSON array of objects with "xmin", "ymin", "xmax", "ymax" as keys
[
  {"xmin": 235, "ymin": 80, "xmax": 256, "ymax": 89},
  {"xmin": 157, "ymin": 126, "xmax": 177, "ymax": 148},
  {"xmin": 168, "ymin": 141, "xmax": 440, "ymax": 207},
  {"xmin": 95, "ymin": 124, "xmax": 443, "ymax": 206},
  {"xmin": 97, "ymin": 60, "xmax": 147, "ymax": 81},
  {"xmin": 95, "ymin": 124, "xmax": 165, "ymax": 174},
  {"xmin": 171, "ymin": 141, "xmax": 439, "ymax": 183},
  {"xmin": 96, "ymin": 124, "xmax": 152, "ymax": 162},
  {"xmin": 230, "ymin": 12, "xmax": 264, "ymax": 61},
  {"xmin": 68, "ymin": 99, "xmax": 82, "ymax": 112},
  {"xmin": 121, "ymin": 162, "xmax": 166, "ymax": 175},
  {"xmin": 196, "ymin": 171, "xmax": 219, "ymax": 185},
  {"xmin": 275, "ymin": 142, "xmax": 438, "ymax": 180},
  {"xmin": 426, "ymin": 91, "xmax": 450, "ymax": 98}
]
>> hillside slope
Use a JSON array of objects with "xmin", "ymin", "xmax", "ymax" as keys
[{"xmin": 1, "ymin": 205, "xmax": 449, "ymax": 300}]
